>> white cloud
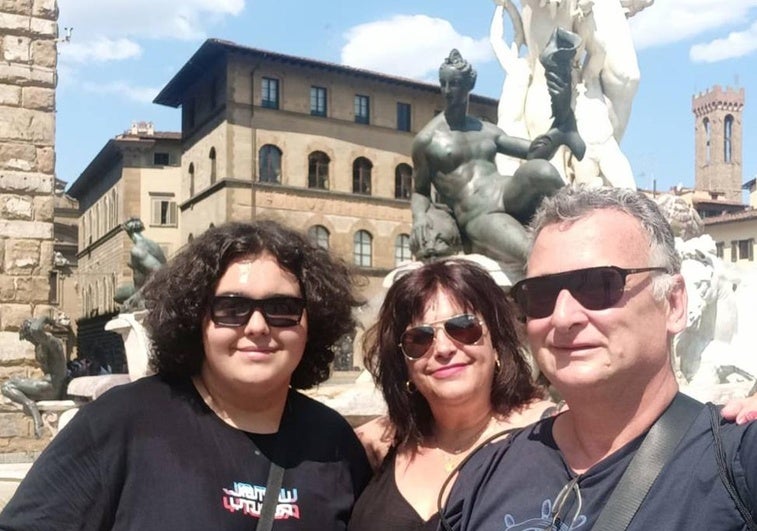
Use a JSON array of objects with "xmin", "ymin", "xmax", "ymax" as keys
[
  {"xmin": 341, "ymin": 15, "xmax": 491, "ymax": 82},
  {"xmin": 58, "ymin": 0, "xmax": 245, "ymax": 53},
  {"xmin": 629, "ymin": 0, "xmax": 757, "ymax": 52},
  {"xmin": 61, "ymin": 38, "xmax": 142, "ymax": 64},
  {"xmin": 80, "ymin": 81, "xmax": 160, "ymax": 104},
  {"xmin": 690, "ymin": 19, "xmax": 757, "ymax": 62}
]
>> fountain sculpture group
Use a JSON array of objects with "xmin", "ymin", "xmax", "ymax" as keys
[{"xmin": 4, "ymin": 0, "xmax": 756, "ymax": 436}]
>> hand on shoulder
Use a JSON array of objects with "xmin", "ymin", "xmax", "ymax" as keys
[{"xmin": 355, "ymin": 416, "xmax": 395, "ymax": 471}]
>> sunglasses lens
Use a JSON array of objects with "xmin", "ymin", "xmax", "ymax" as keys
[
  {"xmin": 443, "ymin": 314, "xmax": 483, "ymax": 344},
  {"xmin": 210, "ymin": 296, "xmax": 304, "ymax": 327},
  {"xmin": 211, "ymin": 296, "xmax": 252, "ymax": 326},
  {"xmin": 513, "ymin": 267, "xmax": 626, "ymax": 318},
  {"xmin": 399, "ymin": 314, "xmax": 483, "ymax": 359},
  {"xmin": 400, "ymin": 326, "xmax": 435, "ymax": 359},
  {"xmin": 575, "ymin": 268, "xmax": 624, "ymax": 311},
  {"xmin": 260, "ymin": 297, "xmax": 305, "ymax": 327}
]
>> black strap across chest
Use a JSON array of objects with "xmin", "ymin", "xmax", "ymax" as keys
[{"xmin": 591, "ymin": 392, "xmax": 702, "ymax": 531}]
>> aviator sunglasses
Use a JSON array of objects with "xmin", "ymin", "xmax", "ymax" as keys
[
  {"xmin": 399, "ymin": 313, "xmax": 484, "ymax": 360},
  {"xmin": 209, "ymin": 295, "xmax": 306, "ymax": 327},
  {"xmin": 509, "ymin": 265, "xmax": 668, "ymax": 319}
]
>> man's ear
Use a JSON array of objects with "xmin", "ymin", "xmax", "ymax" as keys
[{"xmin": 666, "ymin": 273, "xmax": 688, "ymax": 335}]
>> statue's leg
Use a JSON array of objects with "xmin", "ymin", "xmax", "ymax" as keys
[
  {"xmin": 503, "ymin": 160, "xmax": 565, "ymax": 224},
  {"xmin": 463, "ymin": 212, "xmax": 529, "ymax": 270},
  {"xmin": 1, "ymin": 380, "xmax": 46, "ymax": 438}
]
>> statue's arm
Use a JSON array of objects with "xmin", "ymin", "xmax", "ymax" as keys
[
  {"xmin": 490, "ymin": 2, "xmax": 525, "ymax": 71},
  {"xmin": 410, "ymin": 136, "xmax": 433, "ymax": 216},
  {"xmin": 495, "ymin": 130, "xmax": 531, "ymax": 160}
]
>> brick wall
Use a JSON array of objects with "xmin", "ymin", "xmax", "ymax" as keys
[{"xmin": 0, "ymin": 0, "xmax": 58, "ymax": 447}]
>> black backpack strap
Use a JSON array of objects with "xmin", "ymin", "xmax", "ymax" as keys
[
  {"xmin": 708, "ymin": 403, "xmax": 757, "ymax": 531},
  {"xmin": 592, "ymin": 393, "xmax": 703, "ymax": 531},
  {"xmin": 256, "ymin": 462, "xmax": 284, "ymax": 531}
]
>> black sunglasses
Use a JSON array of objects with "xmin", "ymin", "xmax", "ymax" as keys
[
  {"xmin": 399, "ymin": 314, "xmax": 484, "ymax": 360},
  {"xmin": 209, "ymin": 295, "xmax": 305, "ymax": 327},
  {"xmin": 510, "ymin": 266, "xmax": 667, "ymax": 319}
]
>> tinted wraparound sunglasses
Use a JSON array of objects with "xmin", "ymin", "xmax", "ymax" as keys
[
  {"xmin": 399, "ymin": 313, "xmax": 484, "ymax": 360},
  {"xmin": 510, "ymin": 265, "xmax": 667, "ymax": 319},
  {"xmin": 209, "ymin": 295, "xmax": 305, "ymax": 327}
]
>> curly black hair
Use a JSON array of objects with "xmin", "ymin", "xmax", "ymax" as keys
[
  {"xmin": 362, "ymin": 259, "xmax": 541, "ymax": 447},
  {"xmin": 141, "ymin": 219, "xmax": 362, "ymax": 389}
]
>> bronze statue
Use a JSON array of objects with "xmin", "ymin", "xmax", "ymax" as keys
[
  {"xmin": 1, "ymin": 317, "xmax": 67, "ymax": 438},
  {"xmin": 115, "ymin": 217, "xmax": 167, "ymax": 311},
  {"xmin": 410, "ymin": 29, "xmax": 584, "ymax": 275}
]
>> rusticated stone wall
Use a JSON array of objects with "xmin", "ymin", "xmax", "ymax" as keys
[{"xmin": 0, "ymin": 0, "xmax": 58, "ymax": 452}]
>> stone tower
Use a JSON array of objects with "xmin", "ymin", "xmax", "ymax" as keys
[
  {"xmin": 0, "ymin": 0, "xmax": 59, "ymax": 448},
  {"xmin": 692, "ymin": 85, "xmax": 745, "ymax": 202}
]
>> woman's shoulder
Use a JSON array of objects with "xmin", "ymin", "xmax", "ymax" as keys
[
  {"xmin": 354, "ymin": 415, "xmax": 395, "ymax": 471},
  {"xmin": 495, "ymin": 399, "xmax": 556, "ymax": 430}
]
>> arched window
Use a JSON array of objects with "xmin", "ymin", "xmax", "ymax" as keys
[
  {"xmin": 188, "ymin": 233, "xmax": 194, "ymax": 243},
  {"xmin": 259, "ymin": 144, "xmax": 282, "ymax": 183},
  {"xmin": 724, "ymin": 114, "xmax": 733, "ymax": 163},
  {"xmin": 308, "ymin": 151, "xmax": 330, "ymax": 189},
  {"xmin": 104, "ymin": 196, "xmax": 110, "ymax": 232},
  {"xmin": 85, "ymin": 285, "xmax": 92, "ymax": 316},
  {"xmin": 209, "ymin": 147, "xmax": 217, "ymax": 184},
  {"xmin": 353, "ymin": 157, "xmax": 372, "ymax": 195},
  {"xmin": 87, "ymin": 211, "xmax": 93, "ymax": 245},
  {"xmin": 94, "ymin": 203, "xmax": 101, "ymax": 239},
  {"xmin": 353, "ymin": 230, "xmax": 372, "ymax": 267},
  {"xmin": 188, "ymin": 163, "xmax": 195, "ymax": 197},
  {"xmin": 703, "ymin": 118, "xmax": 711, "ymax": 164},
  {"xmin": 308, "ymin": 225, "xmax": 330, "ymax": 249},
  {"xmin": 110, "ymin": 189, "xmax": 118, "ymax": 227},
  {"xmin": 395, "ymin": 234, "xmax": 411, "ymax": 265},
  {"xmin": 395, "ymin": 163, "xmax": 413, "ymax": 199}
]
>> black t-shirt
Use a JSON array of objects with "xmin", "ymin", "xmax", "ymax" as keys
[
  {"xmin": 0, "ymin": 375, "xmax": 371, "ymax": 530},
  {"xmin": 443, "ymin": 407, "xmax": 757, "ymax": 530}
]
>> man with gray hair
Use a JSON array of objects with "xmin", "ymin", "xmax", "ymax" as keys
[{"xmin": 443, "ymin": 186, "xmax": 757, "ymax": 530}]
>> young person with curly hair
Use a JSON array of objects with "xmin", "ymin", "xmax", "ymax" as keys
[{"xmin": 1, "ymin": 220, "xmax": 371, "ymax": 531}]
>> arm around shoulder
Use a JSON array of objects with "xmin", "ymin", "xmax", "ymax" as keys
[{"xmin": 355, "ymin": 415, "xmax": 395, "ymax": 472}]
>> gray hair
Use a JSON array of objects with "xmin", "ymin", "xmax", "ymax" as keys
[{"xmin": 528, "ymin": 186, "xmax": 681, "ymax": 299}]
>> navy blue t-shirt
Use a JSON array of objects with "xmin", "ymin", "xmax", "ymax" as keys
[{"xmin": 444, "ymin": 406, "xmax": 757, "ymax": 530}]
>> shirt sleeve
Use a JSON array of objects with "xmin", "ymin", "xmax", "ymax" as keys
[
  {"xmin": 440, "ymin": 435, "xmax": 516, "ymax": 531},
  {"xmin": 0, "ymin": 406, "xmax": 116, "ymax": 531}
]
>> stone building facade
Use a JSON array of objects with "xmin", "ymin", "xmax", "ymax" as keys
[
  {"xmin": 66, "ymin": 123, "xmax": 182, "ymax": 371},
  {"xmin": 692, "ymin": 85, "xmax": 744, "ymax": 203},
  {"xmin": 0, "ymin": 0, "xmax": 58, "ymax": 451},
  {"xmin": 153, "ymin": 39, "xmax": 498, "ymax": 307}
]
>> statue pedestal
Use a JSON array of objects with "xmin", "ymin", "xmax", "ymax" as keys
[
  {"xmin": 60, "ymin": 311, "xmax": 156, "ymax": 432},
  {"xmin": 104, "ymin": 310, "xmax": 154, "ymax": 381}
]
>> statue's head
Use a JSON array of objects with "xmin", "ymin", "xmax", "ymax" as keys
[
  {"xmin": 18, "ymin": 319, "xmax": 32, "ymax": 341},
  {"xmin": 439, "ymin": 49, "xmax": 477, "ymax": 93},
  {"xmin": 123, "ymin": 217, "xmax": 145, "ymax": 235}
]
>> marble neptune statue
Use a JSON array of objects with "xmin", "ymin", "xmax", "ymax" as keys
[{"xmin": 489, "ymin": 0, "xmax": 653, "ymax": 188}]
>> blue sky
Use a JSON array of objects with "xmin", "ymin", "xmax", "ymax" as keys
[{"xmin": 57, "ymin": 0, "xmax": 757, "ymax": 196}]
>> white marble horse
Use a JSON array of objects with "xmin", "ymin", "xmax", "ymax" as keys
[{"xmin": 674, "ymin": 236, "xmax": 755, "ymax": 401}]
